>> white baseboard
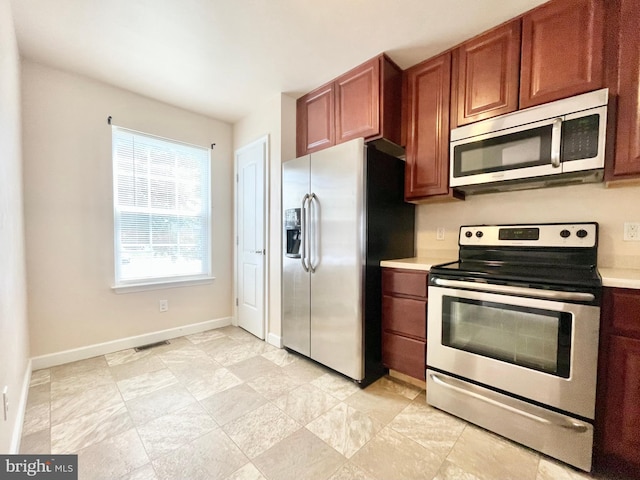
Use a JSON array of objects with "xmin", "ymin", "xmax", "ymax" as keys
[
  {"xmin": 267, "ymin": 332, "xmax": 282, "ymax": 348},
  {"xmin": 10, "ymin": 358, "xmax": 32, "ymax": 454},
  {"xmin": 31, "ymin": 317, "xmax": 232, "ymax": 370}
]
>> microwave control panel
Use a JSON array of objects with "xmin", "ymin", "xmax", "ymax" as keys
[{"xmin": 561, "ymin": 114, "xmax": 600, "ymax": 161}]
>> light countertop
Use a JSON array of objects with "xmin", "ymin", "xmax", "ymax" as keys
[
  {"xmin": 381, "ymin": 257, "xmax": 640, "ymax": 290},
  {"xmin": 380, "ymin": 257, "xmax": 454, "ymax": 271},
  {"xmin": 598, "ymin": 268, "xmax": 640, "ymax": 289}
]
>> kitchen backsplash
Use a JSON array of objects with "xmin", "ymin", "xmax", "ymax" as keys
[{"xmin": 416, "ymin": 182, "xmax": 640, "ymax": 270}]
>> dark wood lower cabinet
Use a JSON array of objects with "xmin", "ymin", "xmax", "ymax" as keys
[
  {"xmin": 595, "ymin": 287, "xmax": 640, "ymax": 477},
  {"xmin": 599, "ymin": 336, "xmax": 640, "ymax": 469},
  {"xmin": 381, "ymin": 268, "xmax": 428, "ymax": 381}
]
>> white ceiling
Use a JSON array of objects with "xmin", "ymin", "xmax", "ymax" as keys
[{"xmin": 10, "ymin": 0, "xmax": 548, "ymax": 124}]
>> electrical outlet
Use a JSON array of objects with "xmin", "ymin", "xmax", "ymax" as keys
[
  {"xmin": 159, "ymin": 299, "xmax": 169, "ymax": 312},
  {"xmin": 2, "ymin": 386, "xmax": 8, "ymax": 421},
  {"xmin": 436, "ymin": 227, "xmax": 445, "ymax": 241},
  {"xmin": 624, "ymin": 222, "xmax": 640, "ymax": 241}
]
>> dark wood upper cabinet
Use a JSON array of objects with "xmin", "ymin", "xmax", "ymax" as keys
[
  {"xmin": 404, "ymin": 52, "xmax": 455, "ymax": 200},
  {"xmin": 297, "ymin": 54, "xmax": 402, "ymax": 157},
  {"xmin": 607, "ymin": 0, "xmax": 640, "ymax": 179},
  {"xmin": 335, "ymin": 60, "xmax": 379, "ymax": 143},
  {"xmin": 520, "ymin": 0, "xmax": 605, "ymax": 109},
  {"xmin": 450, "ymin": 0, "xmax": 606, "ymax": 127},
  {"xmin": 296, "ymin": 83, "xmax": 334, "ymax": 157},
  {"xmin": 451, "ymin": 20, "xmax": 522, "ymax": 128}
]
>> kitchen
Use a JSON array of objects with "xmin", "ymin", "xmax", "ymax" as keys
[
  {"xmin": 2, "ymin": 0, "xmax": 640, "ymax": 479},
  {"xmin": 289, "ymin": 0, "xmax": 640, "ymax": 475}
]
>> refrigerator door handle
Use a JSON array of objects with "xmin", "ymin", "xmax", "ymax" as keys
[
  {"xmin": 309, "ymin": 193, "xmax": 318, "ymax": 273},
  {"xmin": 301, "ymin": 194, "xmax": 310, "ymax": 272}
]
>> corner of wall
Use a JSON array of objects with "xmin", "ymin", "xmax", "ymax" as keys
[{"xmin": 0, "ymin": 0, "xmax": 31, "ymax": 454}]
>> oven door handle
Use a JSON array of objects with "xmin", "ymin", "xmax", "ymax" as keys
[
  {"xmin": 432, "ymin": 278, "xmax": 595, "ymax": 302},
  {"xmin": 429, "ymin": 373, "xmax": 589, "ymax": 433}
]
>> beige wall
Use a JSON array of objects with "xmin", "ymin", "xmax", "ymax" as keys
[
  {"xmin": 22, "ymin": 61, "xmax": 234, "ymax": 358},
  {"xmin": 416, "ymin": 182, "xmax": 640, "ymax": 268},
  {"xmin": 233, "ymin": 93, "xmax": 296, "ymax": 345},
  {"xmin": 0, "ymin": 0, "xmax": 30, "ymax": 453}
]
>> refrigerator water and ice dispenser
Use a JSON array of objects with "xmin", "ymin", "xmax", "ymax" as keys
[{"xmin": 284, "ymin": 208, "xmax": 301, "ymax": 258}]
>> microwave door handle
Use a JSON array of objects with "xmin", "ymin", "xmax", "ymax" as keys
[{"xmin": 551, "ymin": 117, "xmax": 563, "ymax": 168}]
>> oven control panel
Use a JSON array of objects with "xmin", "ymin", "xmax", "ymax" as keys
[{"xmin": 459, "ymin": 223, "xmax": 597, "ymax": 248}]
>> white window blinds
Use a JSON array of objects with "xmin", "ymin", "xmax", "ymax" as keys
[{"xmin": 112, "ymin": 126, "xmax": 211, "ymax": 286}]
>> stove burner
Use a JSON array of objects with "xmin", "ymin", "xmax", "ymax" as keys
[
  {"xmin": 431, "ymin": 223, "xmax": 602, "ymax": 291},
  {"xmin": 432, "ymin": 260, "xmax": 601, "ymax": 289}
]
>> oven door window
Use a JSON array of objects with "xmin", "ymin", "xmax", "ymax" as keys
[
  {"xmin": 452, "ymin": 125, "xmax": 553, "ymax": 177},
  {"xmin": 442, "ymin": 296, "xmax": 571, "ymax": 378}
]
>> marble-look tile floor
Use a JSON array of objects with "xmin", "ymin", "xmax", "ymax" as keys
[{"xmin": 20, "ymin": 326, "xmax": 618, "ymax": 480}]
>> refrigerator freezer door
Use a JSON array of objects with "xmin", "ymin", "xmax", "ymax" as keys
[
  {"xmin": 310, "ymin": 138, "xmax": 365, "ymax": 380},
  {"xmin": 282, "ymin": 155, "xmax": 311, "ymax": 356}
]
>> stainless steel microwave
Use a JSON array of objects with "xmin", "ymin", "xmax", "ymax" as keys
[{"xmin": 450, "ymin": 89, "xmax": 608, "ymax": 194}]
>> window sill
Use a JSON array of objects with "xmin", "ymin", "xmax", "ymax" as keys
[{"xmin": 111, "ymin": 276, "xmax": 215, "ymax": 294}]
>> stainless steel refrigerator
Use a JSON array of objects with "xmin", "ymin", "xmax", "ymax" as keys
[{"xmin": 282, "ymin": 138, "xmax": 415, "ymax": 385}]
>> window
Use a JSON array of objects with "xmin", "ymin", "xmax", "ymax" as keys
[{"xmin": 112, "ymin": 126, "xmax": 211, "ymax": 287}]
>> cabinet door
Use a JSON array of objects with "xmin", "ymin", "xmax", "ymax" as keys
[
  {"xmin": 296, "ymin": 84, "xmax": 335, "ymax": 157},
  {"xmin": 379, "ymin": 56, "xmax": 403, "ymax": 146},
  {"xmin": 601, "ymin": 335, "xmax": 640, "ymax": 470},
  {"xmin": 611, "ymin": 0, "xmax": 640, "ymax": 177},
  {"xmin": 335, "ymin": 59, "xmax": 380, "ymax": 144},
  {"xmin": 520, "ymin": 0, "xmax": 604, "ymax": 109},
  {"xmin": 405, "ymin": 52, "xmax": 452, "ymax": 199},
  {"xmin": 608, "ymin": 288, "xmax": 640, "ymax": 336},
  {"xmin": 452, "ymin": 20, "xmax": 521, "ymax": 127}
]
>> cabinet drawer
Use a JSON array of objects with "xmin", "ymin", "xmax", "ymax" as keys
[
  {"xmin": 382, "ymin": 269, "xmax": 428, "ymax": 298},
  {"xmin": 382, "ymin": 295, "xmax": 426, "ymax": 339},
  {"xmin": 382, "ymin": 332, "xmax": 426, "ymax": 380}
]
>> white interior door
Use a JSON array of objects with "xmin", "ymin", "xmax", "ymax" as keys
[{"xmin": 235, "ymin": 137, "xmax": 266, "ymax": 339}]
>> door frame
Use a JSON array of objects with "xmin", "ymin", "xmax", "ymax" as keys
[{"xmin": 233, "ymin": 135, "xmax": 270, "ymax": 337}]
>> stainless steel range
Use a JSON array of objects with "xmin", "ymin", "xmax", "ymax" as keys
[{"xmin": 426, "ymin": 223, "xmax": 602, "ymax": 472}]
